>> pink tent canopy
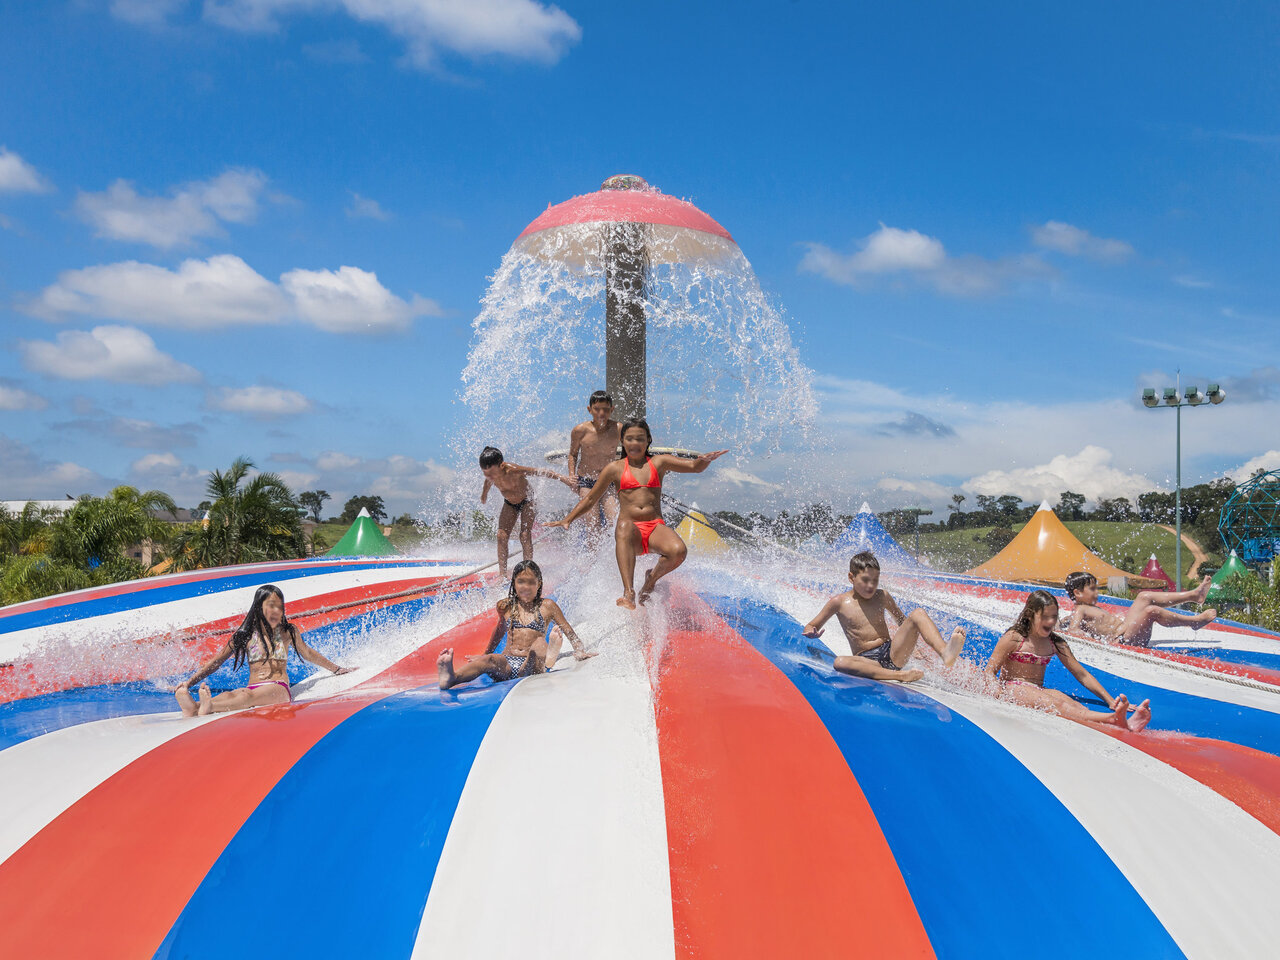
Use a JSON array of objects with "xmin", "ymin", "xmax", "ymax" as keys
[{"xmin": 1140, "ymin": 554, "xmax": 1176, "ymax": 591}]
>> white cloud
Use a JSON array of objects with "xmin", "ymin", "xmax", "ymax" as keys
[
  {"xmin": 800, "ymin": 224, "xmax": 1050, "ymax": 297},
  {"xmin": 277, "ymin": 449, "xmax": 456, "ymax": 515},
  {"xmin": 0, "ymin": 434, "xmax": 101, "ymax": 496},
  {"xmin": 137, "ymin": 0, "xmax": 586, "ymax": 68},
  {"xmin": 1031, "ymin": 221, "xmax": 1133, "ymax": 262},
  {"xmin": 20, "ymin": 325, "xmax": 200, "ymax": 385},
  {"xmin": 1231, "ymin": 451, "xmax": 1280, "ymax": 483},
  {"xmin": 1173, "ymin": 274, "xmax": 1213, "ymax": 289},
  {"xmin": 74, "ymin": 168, "xmax": 268, "ymax": 248},
  {"xmin": 964, "ymin": 446, "xmax": 1156, "ymax": 505},
  {"xmin": 317, "ymin": 451, "xmax": 362, "ymax": 470},
  {"xmin": 875, "ymin": 477, "xmax": 953, "ymax": 502},
  {"xmin": 276, "ymin": 469, "xmax": 321, "ymax": 491},
  {"xmin": 52, "ymin": 415, "xmax": 202, "ymax": 448},
  {"xmin": 346, "ymin": 192, "xmax": 391, "ymax": 220},
  {"xmin": 30, "ymin": 254, "xmax": 435, "ymax": 334},
  {"xmin": 128, "ymin": 452, "xmax": 208, "ymax": 503},
  {"xmin": 0, "ymin": 381, "xmax": 48, "ymax": 411},
  {"xmin": 208, "ymin": 386, "xmax": 312, "ymax": 417},
  {"xmin": 0, "ymin": 147, "xmax": 52, "ymax": 193}
]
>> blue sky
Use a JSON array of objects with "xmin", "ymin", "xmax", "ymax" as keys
[{"xmin": 2, "ymin": 1, "xmax": 1278, "ymax": 517}]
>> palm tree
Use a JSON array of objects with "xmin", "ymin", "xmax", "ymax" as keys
[
  {"xmin": 52, "ymin": 486, "xmax": 177, "ymax": 568},
  {"xmin": 170, "ymin": 458, "xmax": 305, "ymax": 570}
]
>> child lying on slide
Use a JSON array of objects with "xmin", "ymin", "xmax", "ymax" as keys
[{"xmin": 1064, "ymin": 571, "xmax": 1216, "ymax": 647}]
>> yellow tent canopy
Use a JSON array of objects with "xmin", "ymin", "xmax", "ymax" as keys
[
  {"xmin": 965, "ymin": 502, "xmax": 1164, "ymax": 589},
  {"xmin": 675, "ymin": 507, "xmax": 727, "ymax": 555}
]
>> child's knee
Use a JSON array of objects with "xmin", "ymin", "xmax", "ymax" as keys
[
  {"xmin": 671, "ymin": 541, "xmax": 688, "ymax": 563},
  {"xmin": 909, "ymin": 609, "xmax": 930, "ymax": 625}
]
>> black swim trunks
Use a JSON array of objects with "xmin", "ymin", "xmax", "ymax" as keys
[
  {"xmin": 502, "ymin": 496, "xmax": 529, "ymax": 510},
  {"xmin": 857, "ymin": 640, "xmax": 899, "ymax": 670},
  {"xmin": 576, "ymin": 475, "xmax": 597, "ymax": 489}
]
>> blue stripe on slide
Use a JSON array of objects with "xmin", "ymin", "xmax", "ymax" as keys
[
  {"xmin": 1155, "ymin": 646, "xmax": 1280, "ymax": 672},
  {"xmin": 152, "ymin": 677, "xmax": 517, "ymax": 960},
  {"xmin": 0, "ymin": 561, "xmax": 422, "ymax": 634},
  {"xmin": 0, "ymin": 593, "xmax": 445, "ymax": 752},
  {"xmin": 703, "ymin": 593, "xmax": 1185, "ymax": 960}
]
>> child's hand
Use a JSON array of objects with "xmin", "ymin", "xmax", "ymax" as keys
[
  {"xmin": 543, "ymin": 519, "xmax": 570, "ymax": 530},
  {"xmin": 802, "ymin": 624, "xmax": 823, "ymax": 638},
  {"xmin": 573, "ymin": 648, "xmax": 599, "ymax": 661},
  {"xmin": 332, "ymin": 666, "xmax": 355, "ymax": 676},
  {"xmin": 697, "ymin": 449, "xmax": 729, "ymax": 465}
]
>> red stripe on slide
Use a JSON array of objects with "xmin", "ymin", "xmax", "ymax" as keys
[
  {"xmin": 1115, "ymin": 645, "xmax": 1280, "ymax": 687},
  {"xmin": 653, "ymin": 589, "xmax": 934, "ymax": 959},
  {"xmin": 0, "ymin": 609, "xmax": 498, "ymax": 960},
  {"xmin": 1104, "ymin": 729, "xmax": 1280, "ymax": 835}
]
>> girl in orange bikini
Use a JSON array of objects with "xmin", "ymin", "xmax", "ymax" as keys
[
  {"xmin": 545, "ymin": 418, "xmax": 727, "ymax": 609},
  {"xmin": 985, "ymin": 589, "xmax": 1151, "ymax": 732},
  {"xmin": 175, "ymin": 584, "xmax": 353, "ymax": 717}
]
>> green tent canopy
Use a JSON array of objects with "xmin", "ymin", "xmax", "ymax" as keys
[
  {"xmin": 326, "ymin": 508, "xmax": 398, "ymax": 557},
  {"xmin": 1207, "ymin": 550, "xmax": 1257, "ymax": 603}
]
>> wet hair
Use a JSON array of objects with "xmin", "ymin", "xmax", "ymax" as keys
[
  {"xmin": 501, "ymin": 559, "xmax": 544, "ymax": 618},
  {"xmin": 1010, "ymin": 589, "xmax": 1067, "ymax": 650},
  {"xmin": 849, "ymin": 551, "xmax": 880, "ymax": 576},
  {"xmin": 479, "ymin": 446, "xmax": 504, "ymax": 469},
  {"xmin": 1064, "ymin": 571, "xmax": 1097, "ymax": 600},
  {"xmin": 588, "ymin": 390, "xmax": 613, "ymax": 408},
  {"xmin": 230, "ymin": 584, "xmax": 297, "ymax": 670},
  {"xmin": 619, "ymin": 417, "xmax": 652, "ymax": 459}
]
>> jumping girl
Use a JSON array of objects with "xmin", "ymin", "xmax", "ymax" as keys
[
  {"xmin": 985, "ymin": 589, "xmax": 1151, "ymax": 732},
  {"xmin": 437, "ymin": 560, "xmax": 595, "ymax": 690},
  {"xmin": 545, "ymin": 418, "xmax": 728, "ymax": 609},
  {"xmin": 175, "ymin": 584, "xmax": 353, "ymax": 717}
]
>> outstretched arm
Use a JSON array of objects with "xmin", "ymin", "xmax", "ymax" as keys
[
  {"xmin": 1055, "ymin": 641, "xmax": 1117, "ymax": 708},
  {"xmin": 294, "ymin": 627, "xmax": 353, "ymax": 675},
  {"xmin": 654, "ymin": 449, "xmax": 729, "ymax": 475},
  {"xmin": 545, "ymin": 463, "xmax": 619, "ymax": 528},
  {"xmin": 512, "ymin": 461, "xmax": 577, "ymax": 490},
  {"xmin": 181, "ymin": 641, "xmax": 233, "ymax": 688},
  {"xmin": 546, "ymin": 601, "xmax": 597, "ymax": 660},
  {"xmin": 802, "ymin": 596, "xmax": 840, "ymax": 638}
]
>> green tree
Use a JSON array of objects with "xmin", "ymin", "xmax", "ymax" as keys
[
  {"xmin": 170, "ymin": 458, "xmax": 305, "ymax": 570},
  {"xmin": 0, "ymin": 502, "xmax": 57, "ymax": 557},
  {"xmin": 341, "ymin": 495, "xmax": 387, "ymax": 523},
  {"xmin": 1058, "ymin": 491, "xmax": 1087, "ymax": 521},
  {"xmin": 299, "ymin": 489, "xmax": 331, "ymax": 523}
]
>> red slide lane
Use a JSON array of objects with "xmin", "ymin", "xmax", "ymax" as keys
[
  {"xmin": 1103, "ymin": 729, "xmax": 1280, "ymax": 836},
  {"xmin": 653, "ymin": 590, "xmax": 934, "ymax": 960},
  {"xmin": 0, "ymin": 609, "xmax": 498, "ymax": 960}
]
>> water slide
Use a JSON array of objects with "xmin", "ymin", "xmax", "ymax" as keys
[{"xmin": 5, "ymin": 545, "xmax": 1280, "ymax": 959}]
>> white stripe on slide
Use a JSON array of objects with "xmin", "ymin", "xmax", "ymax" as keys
[
  {"xmin": 922, "ymin": 684, "xmax": 1280, "ymax": 960},
  {"xmin": 413, "ymin": 659, "xmax": 674, "ymax": 960},
  {"xmin": 0, "ymin": 711, "xmax": 226, "ymax": 865}
]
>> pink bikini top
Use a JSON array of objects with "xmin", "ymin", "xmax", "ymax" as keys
[
  {"xmin": 1007, "ymin": 638, "xmax": 1054, "ymax": 666},
  {"xmin": 619, "ymin": 457, "xmax": 661, "ymax": 491}
]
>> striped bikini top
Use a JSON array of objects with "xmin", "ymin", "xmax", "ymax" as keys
[{"xmin": 507, "ymin": 600, "xmax": 547, "ymax": 634}]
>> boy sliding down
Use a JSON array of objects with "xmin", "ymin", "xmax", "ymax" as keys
[
  {"xmin": 803, "ymin": 551, "xmax": 966, "ymax": 683},
  {"xmin": 1064, "ymin": 571, "xmax": 1217, "ymax": 647},
  {"xmin": 479, "ymin": 446, "xmax": 576, "ymax": 575}
]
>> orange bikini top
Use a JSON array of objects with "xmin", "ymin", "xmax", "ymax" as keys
[{"xmin": 619, "ymin": 457, "xmax": 661, "ymax": 491}]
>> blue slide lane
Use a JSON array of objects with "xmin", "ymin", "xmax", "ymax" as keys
[
  {"xmin": 0, "ymin": 593, "xmax": 444, "ymax": 752},
  {"xmin": 898, "ymin": 597, "xmax": 1280, "ymax": 757},
  {"xmin": 153, "ymin": 676, "xmax": 517, "ymax": 960},
  {"xmin": 704, "ymin": 593, "xmax": 1186, "ymax": 960},
  {"xmin": 0, "ymin": 560, "xmax": 441, "ymax": 634}
]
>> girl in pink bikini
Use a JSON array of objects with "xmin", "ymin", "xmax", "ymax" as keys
[
  {"xmin": 546, "ymin": 418, "xmax": 727, "ymax": 609},
  {"xmin": 175, "ymin": 584, "xmax": 353, "ymax": 717},
  {"xmin": 985, "ymin": 590, "xmax": 1151, "ymax": 732}
]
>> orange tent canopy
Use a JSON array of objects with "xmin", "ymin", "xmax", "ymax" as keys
[{"xmin": 965, "ymin": 502, "xmax": 1165, "ymax": 589}]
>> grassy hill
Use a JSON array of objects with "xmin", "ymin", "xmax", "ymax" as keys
[{"xmin": 913, "ymin": 520, "xmax": 1221, "ymax": 585}]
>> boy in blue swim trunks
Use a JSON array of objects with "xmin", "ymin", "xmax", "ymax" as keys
[{"xmin": 802, "ymin": 551, "xmax": 965, "ymax": 682}]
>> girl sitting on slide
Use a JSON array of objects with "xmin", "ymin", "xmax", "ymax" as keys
[
  {"xmin": 985, "ymin": 590, "xmax": 1151, "ymax": 732},
  {"xmin": 545, "ymin": 418, "xmax": 728, "ymax": 609},
  {"xmin": 176, "ymin": 584, "xmax": 353, "ymax": 716},
  {"xmin": 437, "ymin": 560, "xmax": 595, "ymax": 689}
]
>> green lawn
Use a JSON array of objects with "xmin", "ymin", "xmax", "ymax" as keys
[{"xmin": 914, "ymin": 520, "xmax": 1222, "ymax": 586}]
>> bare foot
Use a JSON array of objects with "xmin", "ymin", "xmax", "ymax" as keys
[
  {"xmin": 894, "ymin": 669, "xmax": 925, "ymax": 683},
  {"xmin": 1194, "ymin": 575, "xmax": 1211, "ymax": 605},
  {"xmin": 637, "ymin": 569, "xmax": 659, "ymax": 606},
  {"xmin": 616, "ymin": 591, "xmax": 637, "ymax": 610},
  {"xmin": 196, "ymin": 682, "xmax": 214, "ymax": 716},
  {"xmin": 1128, "ymin": 698, "xmax": 1152, "ymax": 732},
  {"xmin": 1194, "ymin": 608, "xmax": 1218, "ymax": 628},
  {"xmin": 437, "ymin": 648, "xmax": 457, "ymax": 690},
  {"xmin": 1107, "ymin": 694, "xmax": 1129, "ymax": 728},
  {"xmin": 175, "ymin": 684, "xmax": 197, "ymax": 718},
  {"xmin": 943, "ymin": 627, "xmax": 966, "ymax": 667}
]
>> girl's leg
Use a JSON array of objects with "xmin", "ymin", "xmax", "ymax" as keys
[
  {"xmin": 1003, "ymin": 684, "xmax": 1150, "ymax": 732},
  {"xmin": 888, "ymin": 610, "xmax": 966, "ymax": 667},
  {"xmin": 195, "ymin": 682, "xmax": 290, "ymax": 716},
  {"xmin": 614, "ymin": 519, "xmax": 640, "ymax": 609},
  {"xmin": 546, "ymin": 627, "xmax": 565, "ymax": 669},
  {"xmin": 518, "ymin": 502, "xmax": 535, "ymax": 562},
  {"xmin": 496, "ymin": 504, "xmax": 517, "ymax": 575},
  {"xmin": 638, "ymin": 524, "xmax": 688, "ymax": 604},
  {"xmin": 438, "ymin": 650, "xmax": 509, "ymax": 690},
  {"xmin": 833, "ymin": 655, "xmax": 923, "ymax": 683},
  {"xmin": 176, "ymin": 685, "xmax": 198, "ymax": 717}
]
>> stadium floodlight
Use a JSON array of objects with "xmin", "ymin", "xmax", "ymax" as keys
[
  {"xmin": 1184, "ymin": 386, "xmax": 1205, "ymax": 405},
  {"xmin": 1208, "ymin": 383, "xmax": 1226, "ymax": 404},
  {"xmin": 1142, "ymin": 388, "xmax": 1159, "ymax": 408}
]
